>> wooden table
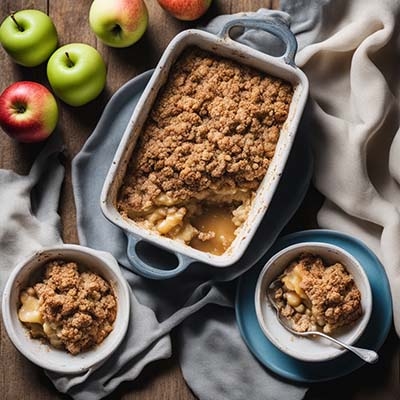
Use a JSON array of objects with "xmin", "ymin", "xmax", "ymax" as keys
[{"xmin": 1, "ymin": 1, "xmax": 398, "ymax": 399}]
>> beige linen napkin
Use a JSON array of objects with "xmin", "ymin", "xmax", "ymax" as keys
[{"xmin": 283, "ymin": 0, "xmax": 400, "ymax": 334}]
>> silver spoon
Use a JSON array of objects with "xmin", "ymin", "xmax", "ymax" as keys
[{"xmin": 267, "ymin": 280, "xmax": 379, "ymax": 364}]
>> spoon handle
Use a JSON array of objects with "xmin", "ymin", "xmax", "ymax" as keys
[{"xmin": 314, "ymin": 332, "xmax": 379, "ymax": 364}]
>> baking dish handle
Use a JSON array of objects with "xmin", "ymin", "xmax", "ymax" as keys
[
  {"xmin": 218, "ymin": 17, "xmax": 298, "ymax": 67},
  {"xmin": 126, "ymin": 235, "xmax": 194, "ymax": 279}
]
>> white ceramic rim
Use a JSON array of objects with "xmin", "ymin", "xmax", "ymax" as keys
[
  {"xmin": 254, "ymin": 242, "xmax": 373, "ymax": 362},
  {"xmin": 1, "ymin": 244, "xmax": 130, "ymax": 374},
  {"xmin": 100, "ymin": 27, "xmax": 310, "ymax": 268}
]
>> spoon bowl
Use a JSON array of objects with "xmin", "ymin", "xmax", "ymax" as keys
[
  {"xmin": 266, "ymin": 278, "xmax": 378, "ymax": 364},
  {"xmin": 255, "ymin": 242, "xmax": 373, "ymax": 362}
]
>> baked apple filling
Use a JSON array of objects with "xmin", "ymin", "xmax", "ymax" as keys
[
  {"xmin": 272, "ymin": 253, "xmax": 362, "ymax": 334},
  {"xmin": 18, "ymin": 260, "xmax": 117, "ymax": 354},
  {"xmin": 117, "ymin": 47, "xmax": 293, "ymax": 255},
  {"xmin": 124, "ymin": 189, "xmax": 254, "ymax": 255}
]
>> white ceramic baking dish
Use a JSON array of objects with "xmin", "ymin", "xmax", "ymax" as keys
[{"xmin": 101, "ymin": 16, "xmax": 309, "ymax": 279}]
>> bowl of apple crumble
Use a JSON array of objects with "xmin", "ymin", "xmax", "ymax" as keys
[
  {"xmin": 2, "ymin": 245, "xmax": 130, "ymax": 374},
  {"xmin": 101, "ymin": 16, "xmax": 309, "ymax": 279},
  {"xmin": 255, "ymin": 242, "xmax": 372, "ymax": 362}
]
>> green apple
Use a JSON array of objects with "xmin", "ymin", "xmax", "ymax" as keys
[
  {"xmin": 0, "ymin": 10, "xmax": 58, "ymax": 67},
  {"xmin": 47, "ymin": 43, "xmax": 106, "ymax": 107},
  {"xmin": 89, "ymin": 0, "xmax": 148, "ymax": 48}
]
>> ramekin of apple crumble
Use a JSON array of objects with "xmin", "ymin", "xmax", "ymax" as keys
[
  {"xmin": 255, "ymin": 242, "xmax": 372, "ymax": 362},
  {"xmin": 2, "ymin": 245, "xmax": 130, "ymax": 374},
  {"xmin": 101, "ymin": 17, "xmax": 309, "ymax": 278}
]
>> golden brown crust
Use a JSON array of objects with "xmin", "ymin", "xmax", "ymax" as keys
[
  {"xmin": 274, "ymin": 253, "xmax": 362, "ymax": 333},
  {"xmin": 28, "ymin": 260, "xmax": 117, "ymax": 355},
  {"xmin": 117, "ymin": 48, "xmax": 293, "ymax": 213}
]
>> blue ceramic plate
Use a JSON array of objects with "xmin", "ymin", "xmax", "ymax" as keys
[{"xmin": 235, "ymin": 229, "xmax": 392, "ymax": 383}]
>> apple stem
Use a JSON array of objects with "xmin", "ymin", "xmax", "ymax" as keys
[
  {"xmin": 10, "ymin": 13, "xmax": 23, "ymax": 32},
  {"xmin": 65, "ymin": 52, "xmax": 74, "ymax": 67}
]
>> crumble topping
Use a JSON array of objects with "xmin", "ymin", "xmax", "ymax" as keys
[
  {"xmin": 273, "ymin": 253, "xmax": 362, "ymax": 334},
  {"xmin": 116, "ymin": 47, "xmax": 293, "ymax": 254},
  {"xmin": 118, "ymin": 48, "xmax": 293, "ymax": 213},
  {"xmin": 18, "ymin": 260, "xmax": 117, "ymax": 355}
]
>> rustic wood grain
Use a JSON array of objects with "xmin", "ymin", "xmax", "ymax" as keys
[{"xmin": 0, "ymin": 1, "xmax": 399, "ymax": 399}]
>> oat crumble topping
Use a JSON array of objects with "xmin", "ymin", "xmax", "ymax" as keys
[
  {"xmin": 18, "ymin": 260, "xmax": 117, "ymax": 355},
  {"xmin": 118, "ymin": 48, "xmax": 293, "ymax": 212},
  {"xmin": 273, "ymin": 253, "xmax": 362, "ymax": 334},
  {"xmin": 117, "ymin": 47, "xmax": 293, "ymax": 253}
]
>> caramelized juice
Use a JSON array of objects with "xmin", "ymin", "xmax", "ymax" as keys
[{"xmin": 190, "ymin": 206, "xmax": 237, "ymax": 255}]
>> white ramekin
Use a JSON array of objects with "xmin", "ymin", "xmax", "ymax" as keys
[
  {"xmin": 2, "ymin": 244, "xmax": 130, "ymax": 374},
  {"xmin": 255, "ymin": 242, "xmax": 372, "ymax": 362}
]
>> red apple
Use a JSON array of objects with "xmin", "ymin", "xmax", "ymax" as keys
[
  {"xmin": 157, "ymin": 0, "xmax": 212, "ymax": 21},
  {"xmin": 89, "ymin": 0, "xmax": 148, "ymax": 48},
  {"xmin": 0, "ymin": 81, "xmax": 58, "ymax": 143}
]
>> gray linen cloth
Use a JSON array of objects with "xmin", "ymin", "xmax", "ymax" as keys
[{"xmin": 0, "ymin": 135, "xmax": 64, "ymax": 292}]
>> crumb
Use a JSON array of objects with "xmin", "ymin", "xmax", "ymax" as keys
[
  {"xmin": 118, "ymin": 47, "xmax": 293, "ymax": 213},
  {"xmin": 20, "ymin": 260, "xmax": 117, "ymax": 355},
  {"xmin": 273, "ymin": 253, "xmax": 362, "ymax": 333}
]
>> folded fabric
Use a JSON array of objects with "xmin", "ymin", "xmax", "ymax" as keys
[
  {"xmin": 282, "ymin": 0, "xmax": 400, "ymax": 335},
  {"xmin": 0, "ymin": 134, "xmax": 64, "ymax": 291}
]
